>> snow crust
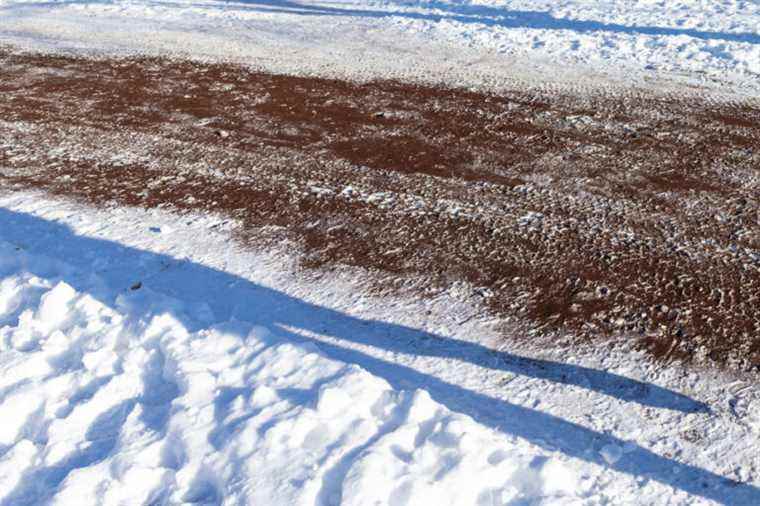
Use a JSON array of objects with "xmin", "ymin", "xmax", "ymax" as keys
[{"xmin": 1, "ymin": 0, "xmax": 760, "ymax": 95}]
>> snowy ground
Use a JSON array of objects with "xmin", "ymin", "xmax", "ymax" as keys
[
  {"xmin": 1, "ymin": 191, "xmax": 759, "ymax": 504},
  {"xmin": 1, "ymin": 0, "xmax": 760, "ymax": 94},
  {"xmin": 0, "ymin": 193, "xmax": 584, "ymax": 505},
  {"xmin": 1, "ymin": 0, "xmax": 759, "ymax": 503}
]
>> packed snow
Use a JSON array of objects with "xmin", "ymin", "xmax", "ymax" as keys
[
  {"xmin": 1, "ymin": 191, "xmax": 759, "ymax": 504},
  {"xmin": 1, "ymin": 0, "xmax": 760, "ymax": 93}
]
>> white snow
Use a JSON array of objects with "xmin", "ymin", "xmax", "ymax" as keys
[
  {"xmin": 1, "ymin": 0, "xmax": 760, "ymax": 94},
  {"xmin": 1, "ymin": 191, "xmax": 760, "ymax": 504},
  {"xmin": 0, "ymin": 194, "xmax": 588, "ymax": 504}
]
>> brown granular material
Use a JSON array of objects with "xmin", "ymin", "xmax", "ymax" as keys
[{"xmin": 1, "ymin": 49, "xmax": 758, "ymax": 371}]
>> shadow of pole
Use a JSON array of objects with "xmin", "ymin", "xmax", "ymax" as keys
[{"xmin": 286, "ymin": 334, "xmax": 757, "ymax": 504}]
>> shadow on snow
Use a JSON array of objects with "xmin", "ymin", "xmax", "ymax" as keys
[
  {"xmin": 2, "ymin": 0, "xmax": 758, "ymax": 46},
  {"xmin": 0, "ymin": 207, "xmax": 756, "ymax": 505},
  {"xmin": 226, "ymin": 0, "xmax": 760, "ymax": 45}
]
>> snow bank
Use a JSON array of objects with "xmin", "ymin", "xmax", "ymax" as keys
[{"xmin": 0, "ymin": 224, "xmax": 581, "ymax": 504}]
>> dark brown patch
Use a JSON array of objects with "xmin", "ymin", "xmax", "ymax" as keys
[{"xmin": 1, "ymin": 49, "xmax": 759, "ymax": 372}]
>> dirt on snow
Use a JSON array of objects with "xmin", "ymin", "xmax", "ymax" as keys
[{"xmin": 0, "ymin": 49, "xmax": 758, "ymax": 371}]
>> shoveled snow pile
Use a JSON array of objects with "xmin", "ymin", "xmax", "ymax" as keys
[{"xmin": 0, "ymin": 214, "xmax": 580, "ymax": 504}]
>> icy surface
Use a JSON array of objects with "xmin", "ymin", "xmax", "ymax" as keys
[{"xmin": 1, "ymin": 0, "xmax": 759, "ymax": 94}]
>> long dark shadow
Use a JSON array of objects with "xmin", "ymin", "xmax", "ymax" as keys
[
  {"xmin": 0, "ymin": 206, "xmax": 755, "ymax": 504},
  {"xmin": 221, "ymin": 0, "xmax": 760, "ymax": 45},
  {"xmin": 284, "ymin": 334, "xmax": 758, "ymax": 504},
  {"xmin": 2, "ymin": 0, "xmax": 757, "ymax": 46},
  {"xmin": 0, "ymin": 206, "xmax": 701, "ymax": 412}
]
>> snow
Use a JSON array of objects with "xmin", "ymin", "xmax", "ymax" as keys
[
  {"xmin": 0, "ymin": 194, "xmax": 589, "ymax": 504},
  {"xmin": 2, "ymin": 0, "xmax": 759, "ymax": 500},
  {"xmin": 1, "ymin": 191, "xmax": 760, "ymax": 504},
  {"xmin": 1, "ymin": 0, "xmax": 760, "ymax": 94}
]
